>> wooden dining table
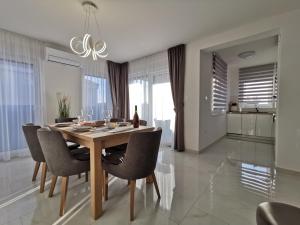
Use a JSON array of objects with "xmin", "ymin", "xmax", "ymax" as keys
[{"xmin": 51, "ymin": 125, "xmax": 154, "ymax": 220}]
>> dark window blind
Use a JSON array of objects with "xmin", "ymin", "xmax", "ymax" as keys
[
  {"xmin": 212, "ymin": 53, "xmax": 227, "ymax": 113},
  {"xmin": 239, "ymin": 63, "xmax": 277, "ymax": 107}
]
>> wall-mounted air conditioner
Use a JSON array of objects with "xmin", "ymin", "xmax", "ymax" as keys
[{"xmin": 45, "ymin": 47, "xmax": 81, "ymax": 67}]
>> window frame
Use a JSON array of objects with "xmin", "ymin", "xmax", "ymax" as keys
[{"xmin": 211, "ymin": 52, "xmax": 228, "ymax": 115}]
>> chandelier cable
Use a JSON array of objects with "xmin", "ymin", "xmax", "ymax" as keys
[{"xmin": 93, "ymin": 11, "xmax": 102, "ymax": 40}]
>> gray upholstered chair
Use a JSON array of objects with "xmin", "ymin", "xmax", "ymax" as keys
[
  {"xmin": 127, "ymin": 119, "xmax": 147, "ymax": 126},
  {"xmin": 22, "ymin": 124, "xmax": 87, "ymax": 191},
  {"xmin": 110, "ymin": 118, "xmax": 123, "ymax": 123},
  {"xmin": 37, "ymin": 127, "xmax": 90, "ymax": 216},
  {"xmin": 103, "ymin": 128, "xmax": 162, "ymax": 221},
  {"xmin": 105, "ymin": 120, "xmax": 148, "ymax": 157},
  {"xmin": 22, "ymin": 124, "xmax": 48, "ymax": 193},
  {"xmin": 256, "ymin": 202, "xmax": 300, "ymax": 225},
  {"xmin": 54, "ymin": 117, "xmax": 77, "ymax": 123}
]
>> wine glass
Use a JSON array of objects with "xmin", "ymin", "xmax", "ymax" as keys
[
  {"xmin": 87, "ymin": 107, "xmax": 94, "ymax": 121},
  {"xmin": 103, "ymin": 109, "xmax": 112, "ymax": 126},
  {"xmin": 81, "ymin": 108, "xmax": 87, "ymax": 121}
]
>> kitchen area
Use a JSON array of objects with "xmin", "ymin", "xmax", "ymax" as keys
[
  {"xmin": 219, "ymin": 35, "xmax": 278, "ymax": 143},
  {"xmin": 199, "ymin": 34, "xmax": 279, "ymax": 152},
  {"xmin": 227, "ymin": 111, "xmax": 275, "ymax": 140}
]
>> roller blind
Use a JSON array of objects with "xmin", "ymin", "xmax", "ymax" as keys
[
  {"xmin": 211, "ymin": 53, "xmax": 227, "ymax": 113},
  {"xmin": 239, "ymin": 63, "xmax": 277, "ymax": 107}
]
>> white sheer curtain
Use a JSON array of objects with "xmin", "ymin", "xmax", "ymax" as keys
[
  {"xmin": 129, "ymin": 51, "xmax": 175, "ymax": 146},
  {"xmin": 81, "ymin": 59, "xmax": 112, "ymax": 120},
  {"xmin": 0, "ymin": 29, "xmax": 44, "ymax": 161}
]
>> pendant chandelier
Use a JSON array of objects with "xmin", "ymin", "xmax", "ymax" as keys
[{"xmin": 70, "ymin": 1, "xmax": 108, "ymax": 60}]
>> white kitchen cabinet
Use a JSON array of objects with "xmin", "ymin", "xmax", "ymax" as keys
[
  {"xmin": 227, "ymin": 113, "xmax": 242, "ymax": 134},
  {"xmin": 227, "ymin": 113, "xmax": 275, "ymax": 138},
  {"xmin": 256, "ymin": 114, "xmax": 274, "ymax": 137},
  {"xmin": 241, "ymin": 114, "xmax": 256, "ymax": 135}
]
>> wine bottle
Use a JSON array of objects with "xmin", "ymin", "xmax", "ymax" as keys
[{"xmin": 133, "ymin": 105, "xmax": 140, "ymax": 128}]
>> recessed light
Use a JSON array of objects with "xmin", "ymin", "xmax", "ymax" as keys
[{"xmin": 238, "ymin": 51, "xmax": 256, "ymax": 59}]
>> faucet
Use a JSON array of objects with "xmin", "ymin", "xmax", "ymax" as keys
[{"xmin": 255, "ymin": 104, "xmax": 259, "ymax": 113}]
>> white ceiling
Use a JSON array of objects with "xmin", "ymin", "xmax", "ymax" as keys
[
  {"xmin": 217, "ymin": 36, "xmax": 278, "ymax": 67},
  {"xmin": 0, "ymin": 0, "xmax": 299, "ymax": 62}
]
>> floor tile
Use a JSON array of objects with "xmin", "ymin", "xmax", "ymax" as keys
[{"xmin": 1, "ymin": 138, "xmax": 298, "ymax": 225}]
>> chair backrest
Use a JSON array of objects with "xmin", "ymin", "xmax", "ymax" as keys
[
  {"xmin": 127, "ymin": 119, "xmax": 147, "ymax": 126},
  {"xmin": 22, "ymin": 124, "xmax": 45, "ymax": 162},
  {"xmin": 55, "ymin": 117, "xmax": 77, "ymax": 123},
  {"xmin": 37, "ymin": 128, "xmax": 80, "ymax": 176},
  {"xmin": 122, "ymin": 128, "xmax": 162, "ymax": 179},
  {"xmin": 110, "ymin": 118, "xmax": 123, "ymax": 122}
]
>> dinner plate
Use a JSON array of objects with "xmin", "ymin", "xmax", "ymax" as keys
[
  {"xmin": 107, "ymin": 127, "xmax": 134, "ymax": 133},
  {"xmin": 72, "ymin": 126, "xmax": 92, "ymax": 132},
  {"xmin": 117, "ymin": 122, "xmax": 130, "ymax": 127}
]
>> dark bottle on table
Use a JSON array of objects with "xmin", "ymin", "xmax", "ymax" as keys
[{"xmin": 133, "ymin": 105, "xmax": 140, "ymax": 128}]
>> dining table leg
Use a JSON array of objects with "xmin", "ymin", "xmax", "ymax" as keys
[{"xmin": 90, "ymin": 141, "xmax": 103, "ymax": 219}]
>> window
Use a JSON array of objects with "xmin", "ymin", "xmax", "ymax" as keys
[
  {"xmin": 0, "ymin": 59, "xmax": 40, "ymax": 160},
  {"xmin": 129, "ymin": 75, "xmax": 175, "ymax": 146},
  {"xmin": 211, "ymin": 53, "xmax": 228, "ymax": 114},
  {"xmin": 152, "ymin": 80, "xmax": 175, "ymax": 146},
  {"xmin": 128, "ymin": 51, "xmax": 174, "ymax": 146},
  {"xmin": 83, "ymin": 75, "xmax": 112, "ymax": 120},
  {"xmin": 129, "ymin": 77, "xmax": 150, "ymax": 120},
  {"xmin": 238, "ymin": 63, "xmax": 277, "ymax": 108}
]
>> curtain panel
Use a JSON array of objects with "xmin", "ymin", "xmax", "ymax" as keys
[
  {"xmin": 168, "ymin": 44, "xmax": 185, "ymax": 151},
  {"xmin": 0, "ymin": 29, "xmax": 45, "ymax": 161},
  {"xmin": 81, "ymin": 58, "xmax": 112, "ymax": 120},
  {"xmin": 128, "ymin": 51, "xmax": 175, "ymax": 146},
  {"xmin": 107, "ymin": 61, "xmax": 129, "ymax": 119}
]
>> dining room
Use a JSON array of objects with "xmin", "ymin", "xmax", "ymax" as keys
[{"xmin": 2, "ymin": 1, "xmax": 300, "ymax": 225}]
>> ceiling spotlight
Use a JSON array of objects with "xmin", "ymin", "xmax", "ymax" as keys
[{"xmin": 238, "ymin": 51, "xmax": 256, "ymax": 59}]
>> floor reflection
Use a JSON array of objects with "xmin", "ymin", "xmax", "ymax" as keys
[{"xmin": 240, "ymin": 162, "xmax": 276, "ymax": 198}]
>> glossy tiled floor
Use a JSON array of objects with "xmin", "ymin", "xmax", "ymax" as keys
[{"xmin": 1, "ymin": 138, "xmax": 300, "ymax": 225}]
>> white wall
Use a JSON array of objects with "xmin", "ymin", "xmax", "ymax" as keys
[
  {"xmin": 227, "ymin": 65, "xmax": 239, "ymax": 104},
  {"xmin": 199, "ymin": 51, "xmax": 227, "ymax": 150},
  {"xmin": 185, "ymin": 9, "xmax": 300, "ymax": 172},
  {"xmin": 44, "ymin": 61, "xmax": 82, "ymax": 123}
]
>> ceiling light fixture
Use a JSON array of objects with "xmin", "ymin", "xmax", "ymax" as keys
[
  {"xmin": 70, "ymin": 1, "xmax": 108, "ymax": 60},
  {"xmin": 238, "ymin": 51, "xmax": 255, "ymax": 59}
]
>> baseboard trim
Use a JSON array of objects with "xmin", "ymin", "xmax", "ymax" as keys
[
  {"xmin": 199, "ymin": 135, "xmax": 226, "ymax": 153},
  {"xmin": 276, "ymin": 167, "xmax": 300, "ymax": 176},
  {"xmin": 226, "ymin": 134, "xmax": 275, "ymax": 144}
]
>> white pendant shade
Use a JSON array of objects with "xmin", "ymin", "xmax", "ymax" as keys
[{"xmin": 70, "ymin": 1, "xmax": 108, "ymax": 60}]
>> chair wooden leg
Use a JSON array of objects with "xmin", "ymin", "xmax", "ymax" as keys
[
  {"xmin": 85, "ymin": 171, "xmax": 88, "ymax": 182},
  {"xmin": 78, "ymin": 173, "xmax": 81, "ymax": 179},
  {"xmin": 146, "ymin": 175, "xmax": 154, "ymax": 183},
  {"xmin": 59, "ymin": 176, "xmax": 69, "ymax": 217},
  {"xmin": 32, "ymin": 162, "xmax": 40, "ymax": 182},
  {"xmin": 152, "ymin": 172, "xmax": 161, "ymax": 199},
  {"xmin": 40, "ymin": 162, "xmax": 47, "ymax": 193},
  {"xmin": 102, "ymin": 170, "xmax": 105, "ymax": 198},
  {"xmin": 104, "ymin": 171, "xmax": 108, "ymax": 201},
  {"xmin": 130, "ymin": 180, "xmax": 136, "ymax": 221},
  {"xmin": 49, "ymin": 176, "xmax": 58, "ymax": 197}
]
